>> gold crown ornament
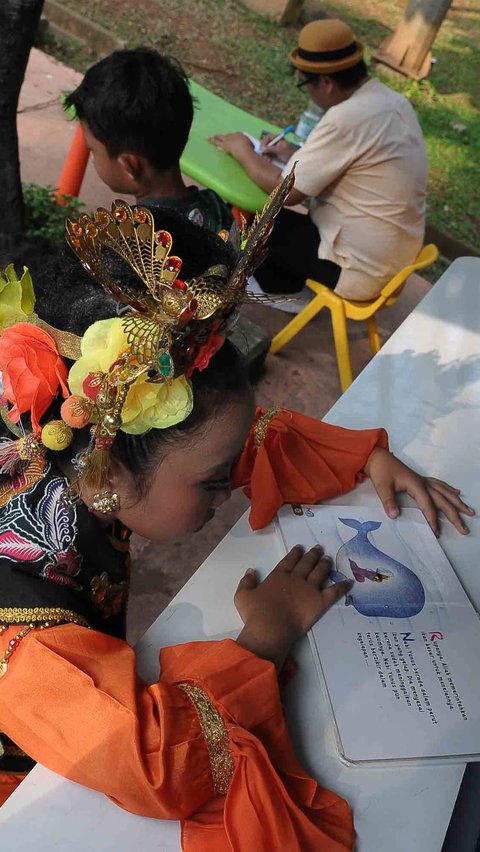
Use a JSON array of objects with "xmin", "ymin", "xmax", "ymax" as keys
[{"xmin": 0, "ymin": 168, "xmax": 295, "ymax": 511}]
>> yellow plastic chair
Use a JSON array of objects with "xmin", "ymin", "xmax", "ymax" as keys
[{"xmin": 270, "ymin": 244, "xmax": 439, "ymax": 393}]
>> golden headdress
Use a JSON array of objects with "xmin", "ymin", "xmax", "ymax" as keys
[{"xmin": 0, "ymin": 169, "xmax": 295, "ymax": 511}]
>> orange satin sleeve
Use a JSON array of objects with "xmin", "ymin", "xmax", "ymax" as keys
[
  {"xmin": 0, "ymin": 623, "xmax": 215, "ymax": 819},
  {"xmin": 0, "ymin": 625, "xmax": 354, "ymax": 851},
  {"xmin": 161, "ymin": 642, "xmax": 354, "ymax": 851},
  {"xmin": 232, "ymin": 407, "xmax": 389, "ymax": 530}
]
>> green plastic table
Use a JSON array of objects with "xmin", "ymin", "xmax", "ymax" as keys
[{"xmin": 180, "ymin": 81, "xmax": 282, "ymax": 214}]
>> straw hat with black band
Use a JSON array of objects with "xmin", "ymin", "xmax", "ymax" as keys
[{"xmin": 291, "ymin": 20, "xmax": 364, "ymax": 75}]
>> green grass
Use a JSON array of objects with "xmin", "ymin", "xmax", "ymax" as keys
[
  {"xmin": 48, "ymin": 0, "xmax": 480, "ymax": 250},
  {"xmin": 422, "ymin": 256, "xmax": 450, "ymax": 285}
]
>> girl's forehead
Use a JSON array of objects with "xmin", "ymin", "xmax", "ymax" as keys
[{"xmin": 164, "ymin": 393, "xmax": 255, "ymax": 476}]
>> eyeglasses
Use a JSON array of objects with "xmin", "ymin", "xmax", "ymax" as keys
[{"xmin": 296, "ymin": 77, "xmax": 313, "ymax": 90}]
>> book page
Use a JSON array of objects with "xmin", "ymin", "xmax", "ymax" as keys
[
  {"xmin": 277, "ymin": 504, "xmax": 480, "ymax": 764},
  {"xmin": 242, "ymin": 132, "xmax": 286, "ymax": 170}
]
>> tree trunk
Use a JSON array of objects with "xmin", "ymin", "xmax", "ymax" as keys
[
  {"xmin": 374, "ymin": 0, "xmax": 452, "ymax": 80},
  {"xmin": 0, "ymin": 0, "xmax": 45, "ymax": 254}
]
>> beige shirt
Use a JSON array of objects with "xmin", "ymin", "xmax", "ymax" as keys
[{"xmin": 283, "ymin": 78, "xmax": 428, "ymax": 300}]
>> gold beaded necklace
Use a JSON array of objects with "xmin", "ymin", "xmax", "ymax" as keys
[
  {"xmin": 0, "ymin": 623, "xmax": 37, "ymax": 677},
  {"xmin": 0, "ymin": 615, "xmax": 90, "ymax": 677}
]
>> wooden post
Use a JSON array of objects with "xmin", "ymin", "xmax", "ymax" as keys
[{"xmin": 374, "ymin": 0, "xmax": 452, "ymax": 80}]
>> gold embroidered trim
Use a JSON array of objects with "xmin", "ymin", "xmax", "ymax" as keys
[
  {"xmin": 177, "ymin": 682, "xmax": 233, "ymax": 796},
  {"xmin": 34, "ymin": 316, "xmax": 82, "ymax": 360},
  {"xmin": 254, "ymin": 407, "xmax": 279, "ymax": 449},
  {"xmin": 0, "ymin": 607, "xmax": 89, "ymax": 627}
]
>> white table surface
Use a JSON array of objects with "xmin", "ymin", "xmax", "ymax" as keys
[{"xmin": 1, "ymin": 257, "xmax": 480, "ymax": 851}]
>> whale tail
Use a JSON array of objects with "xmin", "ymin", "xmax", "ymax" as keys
[{"xmin": 339, "ymin": 518, "xmax": 382, "ymax": 533}]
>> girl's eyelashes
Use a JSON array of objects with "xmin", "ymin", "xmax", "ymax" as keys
[{"xmin": 201, "ymin": 477, "xmax": 231, "ymax": 493}]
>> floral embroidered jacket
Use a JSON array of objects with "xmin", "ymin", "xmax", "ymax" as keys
[{"xmin": 0, "ymin": 408, "xmax": 387, "ymax": 851}]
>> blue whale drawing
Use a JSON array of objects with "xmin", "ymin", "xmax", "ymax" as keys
[{"xmin": 332, "ymin": 518, "xmax": 425, "ymax": 618}]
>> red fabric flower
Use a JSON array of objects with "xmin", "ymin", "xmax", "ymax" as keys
[
  {"xmin": 185, "ymin": 332, "xmax": 225, "ymax": 378},
  {"xmin": 0, "ymin": 323, "xmax": 68, "ymax": 431}
]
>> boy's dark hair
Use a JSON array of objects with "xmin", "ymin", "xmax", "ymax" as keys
[{"xmin": 65, "ymin": 48, "xmax": 194, "ymax": 172}]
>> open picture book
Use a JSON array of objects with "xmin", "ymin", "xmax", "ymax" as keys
[{"xmin": 277, "ymin": 504, "xmax": 480, "ymax": 766}]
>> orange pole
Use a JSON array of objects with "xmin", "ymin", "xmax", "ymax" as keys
[{"xmin": 55, "ymin": 123, "xmax": 90, "ymax": 203}]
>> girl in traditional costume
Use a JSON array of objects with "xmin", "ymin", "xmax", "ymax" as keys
[{"xmin": 0, "ymin": 174, "xmax": 472, "ymax": 851}]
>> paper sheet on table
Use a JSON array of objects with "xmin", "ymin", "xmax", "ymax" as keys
[
  {"xmin": 242, "ymin": 133, "xmax": 286, "ymax": 170},
  {"xmin": 277, "ymin": 504, "xmax": 480, "ymax": 765}
]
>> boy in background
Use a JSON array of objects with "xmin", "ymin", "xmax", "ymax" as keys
[
  {"xmin": 66, "ymin": 48, "xmax": 233, "ymax": 233},
  {"xmin": 66, "ymin": 49, "xmax": 270, "ymax": 379}
]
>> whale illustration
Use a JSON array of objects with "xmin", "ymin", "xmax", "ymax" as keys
[{"xmin": 333, "ymin": 518, "xmax": 425, "ymax": 618}]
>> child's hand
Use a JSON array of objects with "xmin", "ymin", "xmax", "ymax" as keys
[
  {"xmin": 364, "ymin": 446, "xmax": 475, "ymax": 536},
  {"xmin": 235, "ymin": 545, "xmax": 352, "ymax": 669}
]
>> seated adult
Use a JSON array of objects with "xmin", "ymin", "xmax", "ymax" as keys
[{"xmin": 212, "ymin": 19, "xmax": 428, "ymax": 301}]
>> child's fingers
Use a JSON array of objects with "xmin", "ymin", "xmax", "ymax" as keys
[
  {"xmin": 307, "ymin": 558, "xmax": 333, "ymax": 586},
  {"xmin": 404, "ymin": 478, "xmax": 439, "ymax": 534},
  {"xmin": 373, "ymin": 479, "xmax": 400, "ymax": 520},
  {"xmin": 426, "ymin": 477, "xmax": 462, "ymax": 495},
  {"xmin": 427, "ymin": 480, "xmax": 475, "ymax": 515},
  {"xmin": 235, "ymin": 568, "xmax": 257, "ymax": 594},
  {"xmin": 427, "ymin": 488, "xmax": 470, "ymax": 535},
  {"xmin": 317, "ymin": 579, "xmax": 353, "ymax": 614},
  {"xmin": 275, "ymin": 544, "xmax": 304, "ymax": 573},
  {"xmin": 293, "ymin": 545, "xmax": 326, "ymax": 578}
]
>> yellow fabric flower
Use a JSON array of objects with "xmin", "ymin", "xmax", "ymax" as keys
[
  {"xmin": 68, "ymin": 318, "xmax": 128, "ymax": 392},
  {"xmin": 68, "ymin": 317, "xmax": 193, "ymax": 434},
  {"xmin": 122, "ymin": 374, "xmax": 193, "ymax": 434}
]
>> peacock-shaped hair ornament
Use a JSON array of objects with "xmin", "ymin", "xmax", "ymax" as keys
[
  {"xmin": 65, "ymin": 167, "xmax": 295, "ymax": 382},
  {"xmin": 48, "ymin": 167, "xmax": 294, "ymax": 510}
]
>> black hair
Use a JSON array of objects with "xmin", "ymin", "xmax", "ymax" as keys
[
  {"xmin": 2, "ymin": 208, "xmax": 251, "ymax": 494},
  {"xmin": 33, "ymin": 208, "xmax": 238, "ymax": 334},
  {"xmin": 327, "ymin": 59, "xmax": 368, "ymax": 90},
  {"xmin": 65, "ymin": 48, "xmax": 194, "ymax": 172},
  {"xmin": 298, "ymin": 59, "xmax": 368, "ymax": 91},
  {"xmin": 0, "ymin": 235, "xmax": 57, "ymax": 281}
]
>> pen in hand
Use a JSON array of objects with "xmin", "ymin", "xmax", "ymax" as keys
[{"xmin": 263, "ymin": 124, "xmax": 295, "ymax": 149}]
